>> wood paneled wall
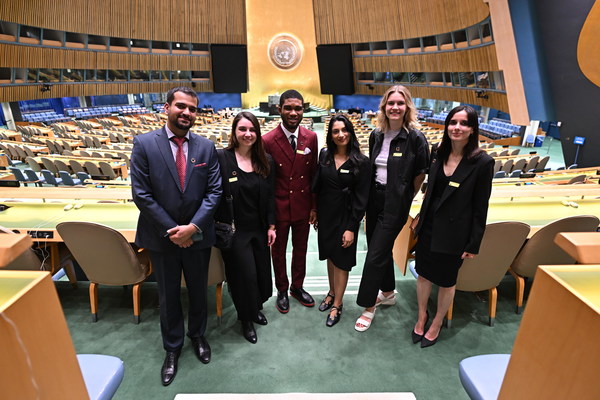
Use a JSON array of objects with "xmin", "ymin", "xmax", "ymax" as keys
[
  {"xmin": 355, "ymin": 83, "xmax": 508, "ymax": 112},
  {"xmin": 354, "ymin": 45, "xmax": 499, "ymax": 73},
  {"xmin": 0, "ymin": 0, "xmax": 246, "ymax": 44},
  {"xmin": 0, "ymin": 43, "xmax": 210, "ymax": 71},
  {"xmin": 313, "ymin": 0, "xmax": 489, "ymax": 44},
  {"xmin": 0, "ymin": 81, "xmax": 212, "ymax": 103}
]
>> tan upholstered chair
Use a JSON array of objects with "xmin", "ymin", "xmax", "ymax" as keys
[
  {"xmin": 56, "ymin": 222, "xmax": 152, "ymax": 323},
  {"xmin": 447, "ymin": 222, "xmax": 530, "ymax": 327},
  {"xmin": 511, "ymin": 158, "xmax": 527, "ymax": 173},
  {"xmin": 98, "ymin": 161, "xmax": 117, "ymax": 180},
  {"xmin": 509, "ymin": 215, "xmax": 599, "ymax": 313}
]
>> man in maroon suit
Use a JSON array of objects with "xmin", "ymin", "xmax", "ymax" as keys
[{"xmin": 263, "ymin": 89, "xmax": 318, "ymax": 313}]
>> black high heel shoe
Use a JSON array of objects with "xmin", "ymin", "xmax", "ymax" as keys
[
  {"xmin": 318, "ymin": 292, "xmax": 335, "ymax": 312},
  {"xmin": 421, "ymin": 325, "xmax": 442, "ymax": 348},
  {"xmin": 326, "ymin": 304, "xmax": 343, "ymax": 327},
  {"xmin": 412, "ymin": 311, "xmax": 429, "ymax": 344}
]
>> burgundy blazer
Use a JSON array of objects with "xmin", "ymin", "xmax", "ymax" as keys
[{"xmin": 263, "ymin": 124, "xmax": 318, "ymax": 223}]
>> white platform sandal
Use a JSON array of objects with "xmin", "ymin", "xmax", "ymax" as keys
[{"xmin": 355, "ymin": 308, "xmax": 376, "ymax": 332}]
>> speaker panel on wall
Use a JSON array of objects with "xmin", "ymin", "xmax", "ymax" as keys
[
  {"xmin": 211, "ymin": 45, "xmax": 248, "ymax": 93},
  {"xmin": 316, "ymin": 44, "xmax": 355, "ymax": 95}
]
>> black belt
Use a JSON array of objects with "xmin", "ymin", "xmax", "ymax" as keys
[{"xmin": 374, "ymin": 182, "xmax": 386, "ymax": 191}]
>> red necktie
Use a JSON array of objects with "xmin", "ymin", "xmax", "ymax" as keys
[{"xmin": 171, "ymin": 136, "xmax": 187, "ymax": 189}]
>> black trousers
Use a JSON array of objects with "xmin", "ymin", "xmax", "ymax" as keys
[
  {"xmin": 150, "ymin": 246, "xmax": 211, "ymax": 352},
  {"xmin": 221, "ymin": 229, "xmax": 272, "ymax": 321},
  {"xmin": 356, "ymin": 187, "xmax": 403, "ymax": 307}
]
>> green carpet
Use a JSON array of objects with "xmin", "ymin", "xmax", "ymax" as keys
[{"xmin": 57, "ymin": 227, "xmax": 527, "ymax": 400}]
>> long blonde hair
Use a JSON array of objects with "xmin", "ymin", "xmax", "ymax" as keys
[{"xmin": 376, "ymin": 85, "xmax": 418, "ymax": 132}]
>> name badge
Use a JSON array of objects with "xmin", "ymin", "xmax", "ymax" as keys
[
  {"xmin": 229, "ymin": 177, "xmax": 238, "ymax": 183},
  {"xmin": 340, "ymin": 169, "xmax": 350, "ymax": 173},
  {"xmin": 449, "ymin": 181, "xmax": 460, "ymax": 188},
  {"xmin": 296, "ymin": 149, "xmax": 305, "ymax": 155},
  {"xmin": 393, "ymin": 152, "xmax": 403, "ymax": 157}
]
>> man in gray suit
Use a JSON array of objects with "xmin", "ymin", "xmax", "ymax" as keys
[{"xmin": 130, "ymin": 86, "xmax": 222, "ymax": 386}]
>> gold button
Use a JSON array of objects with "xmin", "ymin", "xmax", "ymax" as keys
[
  {"xmin": 301, "ymin": 190, "xmax": 304, "ymax": 192},
  {"xmin": 289, "ymin": 177, "xmax": 292, "ymax": 180},
  {"xmin": 279, "ymin": 163, "xmax": 282, "ymax": 167},
  {"xmin": 290, "ymin": 190, "xmax": 293, "ymax": 193},
  {"xmin": 300, "ymin": 175, "xmax": 304, "ymax": 179}
]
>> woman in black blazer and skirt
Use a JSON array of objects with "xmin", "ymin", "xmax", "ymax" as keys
[
  {"xmin": 313, "ymin": 115, "xmax": 371, "ymax": 327},
  {"xmin": 216, "ymin": 112, "xmax": 276, "ymax": 344},
  {"xmin": 354, "ymin": 86, "xmax": 430, "ymax": 331},
  {"xmin": 412, "ymin": 105, "xmax": 494, "ymax": 347}
]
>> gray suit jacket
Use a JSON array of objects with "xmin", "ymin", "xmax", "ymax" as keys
[{"xmin": 130, "ymin": 127, "xmax": 222, "ymax": 252}]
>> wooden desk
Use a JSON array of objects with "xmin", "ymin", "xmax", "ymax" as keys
[
  {"xmin": 0, "ymin": 234, "xmax": 32, "ymax": 267},
  {"xmin": 554, "ymin": 232, "xmax": 600, "ymax": 264},
  {"xmin": 0, "ymin": 270, "xmax": 89, "ymax": 399},
  {"xmin": 499, "ymin": 265, "xmax": 600, "ymax": 399}
]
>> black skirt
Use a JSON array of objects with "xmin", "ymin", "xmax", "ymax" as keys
[{"xmin": 415, "ymin": 209, "xmax": 464, "ymax": 287}]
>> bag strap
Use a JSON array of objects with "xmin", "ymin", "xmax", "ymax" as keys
[{"xmin": 217, "ymin": 149, "xmax": 236, "ymax": 231}]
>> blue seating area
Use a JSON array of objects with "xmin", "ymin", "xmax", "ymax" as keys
[
  {"xmin": 65, "ymin": 105, "xmax": 149, "ymax": 119},
  {"xmin": 480, "ymin": 119, "xmax": 521, "ymax": 138},
  {"xmin": 425, "ymin": 111, "xmax": 449, "ymax": 124},
  {"xmin": 22, "ymin": 110, "xmax": 70, "ymax": 124},
  {"xmin": 417, "ymin": 109, "xmax": 434, "ymax": 119}
]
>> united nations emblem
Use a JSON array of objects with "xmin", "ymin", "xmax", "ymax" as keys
[{"xmin": 268, "ymin": 34, "xmax": 302, "ymax": 70}]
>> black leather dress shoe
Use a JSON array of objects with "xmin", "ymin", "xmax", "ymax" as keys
[
  {"xmin": 290, "ymin": 287, "xmax": 315, "ymax": 307},
  {"xmin": 276, "ymin": 291, "xmax": 289, "ymax": 313},
  {"xmin": 161, "ymin": 351, "xmax": 180, "ymax": 386},
  {"xmin": 191, "ymin": 336, "xmax": 211, "ymax": 364},
  {"xmin": 253, "ymin": 311, "xmax": 268, "ymax": 326},
  {"xmin": 241, "ymin": 321, "xmax": 257, "ymax": 344}
]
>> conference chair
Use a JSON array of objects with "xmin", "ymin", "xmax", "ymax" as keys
[
  {"xmin": 54, "ymin": 159, "xmax": 72, "ymax": 174},
  {"xmin": 23, "ymin": 146, "xmax": 36, "ymax": 158},
  {"xmin": 493, "ymin": 171, "xmax": 506, "ymax": 179},
  {"xmin": 40, "ymin": 157, "xmax": 59, "ymax": 175},
  {"xmin": 446, "ymin": 222, "xmax": 530, "ymax": 327},
  {"xmin": 500, "ymin": 159, "xmax": 513, "ymax": 174},
  {"xmin": 510, "ymin": 149, "xmax": 520, "ymax": 156},
  {"xmin": 509, "ymin": 215, "xmax": 600, "ymax": 313},
  {"xmin": 84, "ymin": 161, "xmax": 102, "ymax": 176},
  {"xmin": 23, "ymin": 169, "xmax": 45, "ymax": 186},
  {"xmin": 524, "ymin": 155, "xmax": 540, "ymax": 172},
  {"xmin": 62, "ymin": 150, "xmax": 73, "ymax": 156},
  {"xmin": 78, "ymin": 150, "xmax": 91, "ymax": 157},
  {"xmin": 75, "ymin": 171, "xmax": 91, "ymax": 183},
  {"xmin": 536, "ymin": 155, "xmax": 550, "ymax": 171},
  {"xmin": 511, "ymin": 158, "xmax": 527, "ymax": 173},
  {"xmin": 25, "ymin": 156, "xmax": 42, "ymax": 172},
  {"xmin": 508, "ymin": 170, "xmax": 522, "ymax": 178},
  {"xmin": 56, "ymin": 221, "xmax": 152, "ymax": 324},
  {"xmin": 566, "ymin": 174, "xmax": 586, "ymax": 184},
  {"xmin": 98, "ymin": 161, "xmax": 117, "ymax": 180},
  {"xmin": 14, "ymin": 146, "xmax": 28, "ymax": 160},
  {"xmin": 459, "ymin": 354, "xmax": 510, "ymax": 400},
  {"xmin": 41, "ymin": 169, "xmax": 63, "ymax": 186},
  {"xmin": 492, "ymin": 160, "xmax": 502, "ymax": 175},
  {"xmin": 91, "ymin": 151, "xmax": 103, "ymax": 158},
  {"xmin": 58, "ymin": 171, "xmax": 82, "ymax": 186},
  {"xmin": 8, "ymin": 167, "xmax": 36, "ymax": 187},
  {"xmin": 69, "ymin": 159, "xmax": 86, "ymax": 174},
  {"xmin": 498, "ymin": 149, "xmax": 509, "ymax": 157}
]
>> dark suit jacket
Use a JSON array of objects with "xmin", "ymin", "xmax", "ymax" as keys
[
  {"xmin": 130, "ymin": 127, "xmax": 222, "ymax": 252},
  {"xmin": 214, "ymin": 148, "xmax": 276, "ymax": 231},
  {"xmin": 263, "ymin": 125, "xmax": 318, "ymax": 223},
  {"xmin": 415, "ymin": 150, "xmax": 494, "ymax": 255},
  {"xmin": 369, "ymin": 127, "xmax": 430, "ymax": 228}
]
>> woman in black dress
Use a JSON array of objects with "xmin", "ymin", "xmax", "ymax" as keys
[
  {"xmin": 412, "ymin": 106, "xmax": 494, "ymax": 347},
  {"xmin": 354, "ymin": 85, "xmax": 430, "ymax": 332},
  {"xmin": 216, "ymin": 111, "xmax": 276, "ymax": 344},
  {"xmin": 313, "ymin": 115, "xmax": 371, "ymax": 327}
]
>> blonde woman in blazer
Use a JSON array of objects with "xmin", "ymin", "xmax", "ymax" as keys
[{"xmin": 412, "ymin": 105, "xmax": 494, "ymax": 348}]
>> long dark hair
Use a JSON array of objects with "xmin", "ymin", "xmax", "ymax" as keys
[
  {"xmin": 227, "ymin": 111, "xmax": 270, "ymax": 178},
  {"xmin": 325, "ymin": 114, "xmax": 365, "ymax": 174},
  {"xmin": 436, "ymin": 105, "xmax": 482, "ymax": 163}
]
